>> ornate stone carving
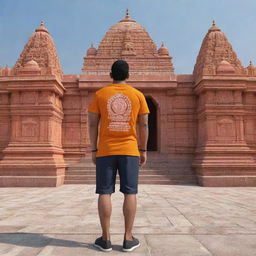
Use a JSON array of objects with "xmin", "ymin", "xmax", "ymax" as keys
[
  {"xmin": 216, "ymin": 117, "xmax": 235, "ymax": 138},
  {"xmin": 14, "ymin": 22, "xmax": 62, "ymax": 78},
  {"xmin": 21, "ymin": 92, "xmax": 38, "ymax": 104},
  {"xmin": 21, "ymin": 117, "xmax": 39, "ymax": 138},
  {"xmin": 193, "ymin": 21, "xmax": 243, "ymax": 79},
  {"xmin": 216, "ymin": 91, "xmax": 233, "ymax": 104}
]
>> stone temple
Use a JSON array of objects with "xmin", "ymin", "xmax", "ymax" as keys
[{"xmin": 0, "ymin": 10, "xmax": 256, "ymax": 187}]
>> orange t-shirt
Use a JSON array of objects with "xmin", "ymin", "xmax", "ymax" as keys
[{"xmin": 88, "ymin": 84, "xmax": 150, "ymax": 157}]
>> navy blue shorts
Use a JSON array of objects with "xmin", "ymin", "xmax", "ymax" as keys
[{"xmin": 95, "ymin": 155, "xmax": 139, "ymax": 194}]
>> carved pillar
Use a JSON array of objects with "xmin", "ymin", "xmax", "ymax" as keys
[
  {"xmin": 0, "ymin": 75, "xmax": 67, "ymax": 187},
  {"xmin": 80, "ymin": 90, "xmax": 89, "ymax": 156},
  {"xmin": 206, "ymin": 116, "xmax": 216, "ymax": 142},
  {"xmin": 0, "ymin": 91, "xmax": 10, "ymax": 160}
]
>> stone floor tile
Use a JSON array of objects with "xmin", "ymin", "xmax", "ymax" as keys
[
  {"xmin": 195, "ymin": 234, "xmax": 256, "ymax": 256},
  {"xmin": 166, "ymin": 214, "xmax": 193, "ymax": 226},
  {"xmin": 145, "ymin": 234, "xmax": 212, "ymax": 256}
]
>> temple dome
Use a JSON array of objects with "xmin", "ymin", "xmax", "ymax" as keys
[
  {"xmin": 96, "ymin": 9, "xmax": 158, "ymax": 57},
  {"xmin": 24, "ymin": 60, "xmax": 40, "ymax": 70},
  {"xmin": 193, "ymin": 21, "xmax": 243, "ymax": 79},
  {"xmin": 35, "ymin": 21, "xmax": 49, "ymax": 33},
  {"xmin": 14, "ymin": 21, "xmax": 62, "ymax": 78},
  {"xmin": 158, "ymin": 42, "xmax": 169, "ymax": 56},
  {"xmin": 87, "ymin": 43, "xmax": 97, "ymax": 56},
  {"xmin": 82, "ymin": 10, "xmax": 174, "ymax": 74},
  {"xmin": 216, "ymin": 60, "xmax": 235, "ymax": 74}
]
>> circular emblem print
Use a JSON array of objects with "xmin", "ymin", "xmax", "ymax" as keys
[
  {"xmin": 111, "ymin": 97, "xmax": 128, "ymax": 115},
  {"xmin": 107, "ymin": 93, "xmax": 132, "ymax": 131}
]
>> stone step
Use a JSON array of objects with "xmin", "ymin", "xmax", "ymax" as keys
[
  {"xmin": 71, "ymin": 158, "xmax": 192, "ymax": 167},
  {"xmin": 64, "ymin": 174, "xmax": 197, "ymax": 181},
  {"xmin": 65, "ymin": 169, "xmax": 195, "ymax": 175},
  {"xmin": 79, "ymin": 155, "xmax": 172, "ymax": 162},
  {"xmin": 64, "ymin": 153, "xmax": 196, "ymax": 185},
  {"xmin": 64, "ymin": 179, "xmax": 198, "ymax": 185},
  {"xmin": 67, "ymin": 163, "xmax": 192, "ymax": 169}
]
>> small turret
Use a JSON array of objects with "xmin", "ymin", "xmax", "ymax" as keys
[
  {"xmin": 158, "ymin": 42, "xmax": 169, "ymax": 57},
  {"xmin": 86, "ymin": 43, "xmax": 97, "ymax": 57},
  {"xmin": 216, "ymin": 60, "xmax": 235, "ymax": 74}
]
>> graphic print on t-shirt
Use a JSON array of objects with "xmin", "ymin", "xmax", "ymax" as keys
[{"xmin": 107, "ymin": 93, "xmax": 132, "ymax": 132}]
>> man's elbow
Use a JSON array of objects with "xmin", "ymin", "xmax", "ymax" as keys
[
  {"xmin": 89, "ymin": 122, "xmax": 99, "ymax": 128},
  {"xmin": 88, "ymin": 113, "xmax": 100, "ymax": 128},
  {"xmin": 139, "ymin": 123, "xmax": 148, "ymax": 129}
]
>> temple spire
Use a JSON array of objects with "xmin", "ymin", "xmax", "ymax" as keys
[{"xmin": 15, "ymin": 22, "xmax": 62, "ymax": 78}]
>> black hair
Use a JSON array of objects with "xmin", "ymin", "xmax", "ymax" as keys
[{"xmin": 111, "ymin": 60, "xmax": 129, "ymax": 81}]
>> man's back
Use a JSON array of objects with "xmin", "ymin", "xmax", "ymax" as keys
[{"xmin": 88, "ymin": 83, "xmax": 149, "ymax": 157}]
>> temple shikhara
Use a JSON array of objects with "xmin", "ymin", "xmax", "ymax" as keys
[{"xmin": 1, "ymin": 10, "xmax": 256, "ymax": 187}]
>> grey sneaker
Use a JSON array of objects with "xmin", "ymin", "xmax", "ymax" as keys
[
  {"xmin": 94, "ymin": 236, "xmax": 112, "ymax": 252},
  {"xmin": 123, "ymin": 236, "xmax": 140, "ymax": 252}
]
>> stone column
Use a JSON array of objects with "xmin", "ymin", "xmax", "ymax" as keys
[
  {"xmin": 80, "ymin": 90, "xmax": 89, "ymax": 156},
  {"xmin": 0, "ymin": 91, "xmax": 10, "ymax": 160}
]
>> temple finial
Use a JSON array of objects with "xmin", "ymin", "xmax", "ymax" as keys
[
  {"xmin": 212, "ymin": 20, "xmax": 216, "ymax": 26},
  {"xmin": 126, "ymin": 8, "xmax": 130, "ymax": 19},
  {"xmin": 40, "ymin": 20, "xmax": 45, "ymax": 26}
]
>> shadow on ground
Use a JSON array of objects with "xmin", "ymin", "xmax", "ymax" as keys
[{"xmin": 0, "ymin": 233, "xmax": 125, "ymax": 252}]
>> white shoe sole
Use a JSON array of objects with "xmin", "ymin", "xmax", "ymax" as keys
[
  {"xmin": 122, "ymin": 242, "xmax": 141, "ymax": 252},
  {"xmin": 94, "ymin": 243, "xmax": 112, "ymax": 252}
]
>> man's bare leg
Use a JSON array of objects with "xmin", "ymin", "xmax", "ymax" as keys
[
  {"xmin": 98, "ymin": 194, "xmax": 112, "ymax": 241},
  {"xmin": 123, "ymin": 194, "xmax": 137, "ymax": 240}
]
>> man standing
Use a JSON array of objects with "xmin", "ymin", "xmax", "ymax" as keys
[{"xmin": 88, "ymin": 60, "xmax": 149, "ymax": 252}]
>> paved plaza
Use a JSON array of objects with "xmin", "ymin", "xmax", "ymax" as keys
[{"xmin": 0, "ymin": 184, "xmax": 255, "ymax": 255}]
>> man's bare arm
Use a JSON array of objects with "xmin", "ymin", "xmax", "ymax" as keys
[
  {"xmin": 88, "ymin": 112, "xmax": 100, "ymax": 164},
  {"xmin": 138, "ymin": 114, "xmax": 149, "ymax": 166}
]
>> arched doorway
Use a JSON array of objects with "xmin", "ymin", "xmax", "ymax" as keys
[{"xmin": 146, "ymin": 97, "xmax": 157, "ymax": 151}]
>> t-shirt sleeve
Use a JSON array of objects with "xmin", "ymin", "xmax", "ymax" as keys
[
  {"xmin": 88, "ymin": 93, "xmax": 100, "ymax": 114},
  {"xmin": 139, "ymin": 93, "xmax": 150, "ymax": 114}
]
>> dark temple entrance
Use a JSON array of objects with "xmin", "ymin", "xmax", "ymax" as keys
[{"xmin": 146, "ymin": 97, "xmax": 157, "ymax": 151}]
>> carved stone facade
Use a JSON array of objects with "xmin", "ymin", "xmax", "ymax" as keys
[{"xmin": 0, "ymin": 11, "xmax": 256, "ymax": 187}]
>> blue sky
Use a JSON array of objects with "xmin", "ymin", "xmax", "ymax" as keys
[{"xmin": 0, "ymin": 0, "xmax": 256, "ymax": 74}]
